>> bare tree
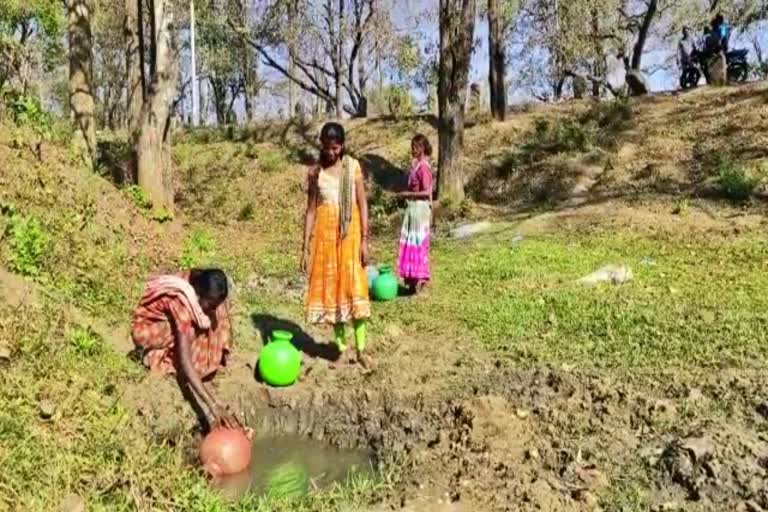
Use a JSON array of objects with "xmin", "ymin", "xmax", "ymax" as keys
[
  {"xmin": 437, "ymin": 0, "xmax": 477, "ymax": 203},
  {"xmin": 488, "ymin": 0, "xmax": 507, "ymax": 121},
  {"xmin": 231, "ymin": 0, "xmax": 392, "ymax": 118},
  {"xmin": 67, "ymin": 0, "xmax": 97, "ymax": 168},
  {"xmin": 125, "ymin": 0, "xmax": 144, "ymax": 134},
  {"xmin": 135, "ymin": 0, "xmax": 178, "ymax": 212}
]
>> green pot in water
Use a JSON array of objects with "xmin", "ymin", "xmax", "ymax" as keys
[
  {"xmin": 372, "ymin": 265, "xmax": 398, "ymax": 301},
  {"xmin": 258, "ymin": 330, "xmax": 302, "ymax": 387}
]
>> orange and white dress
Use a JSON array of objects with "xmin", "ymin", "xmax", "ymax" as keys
[{"xmin": 306, "ymin": 157, "xmax": 370, "ymax": 325}]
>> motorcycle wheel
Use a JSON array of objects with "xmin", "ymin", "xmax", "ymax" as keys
[
  {"xmin": 680, "ymin": 70, "xmax": 699, "ymax": 90},
  {"xmin": 728, "ymin": 63, "xmax": 748, "ymax": 83}
]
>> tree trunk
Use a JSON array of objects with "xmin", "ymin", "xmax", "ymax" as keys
[
  {"xmin": 553, "ymin": 74, "xmax": 565, "ymax": 101},
  {"xmin": 288, "ymin": 56, "xmax": 296, "ymax": 118},
  {"xmin": 631, "ymin": 0, "xmax": 658, "ymax": 71},
  {"xmin": 334, "ymin": 0, "xmax": 345, "ymax": 118},
  {"xmin": 487, "ymin": 0, "xmax": 506, "ymax": 121},
  {"xmin": 67, "ymin": 0, "xmax": 97, "ymax": 169},
  {"xmin": 136, "ymin": 0, "xmax": 178, "ymax": 212},
  {"xmin": 243, "ymin": 50, "xmax": 258, "ymax": 123},
  {"xmin": 190, "ymin": 0, "xmax": 199, "ymax": 127},
  {"xmin": 125, "ymin": 0, "xmax": 144, "ymax": 134},
  {"xmin": 209, "ymin": 77, "xmax": 227, "ymax": 125},
  {"xmin": 199, "ymin": 76, "xmax": 207, "ymax": 125},
  {"xmin": 147, "ymin": 0, "xmax": 156, "ymax": 77},
  {"xmin": 356, "ymin": 38, "xmax": 368, "ymax": 118},
  {"xmin": 590, "ymin": 8, "xmax": 604, "ymax": 98},
  {"xmin": 437, "ymin": 0, "xmax": 476, "ymax": 204}
]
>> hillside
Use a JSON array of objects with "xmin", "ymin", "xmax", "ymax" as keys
[{"xmin": 1, "ymin": 83, "xmax": 768, "ymax": 512}]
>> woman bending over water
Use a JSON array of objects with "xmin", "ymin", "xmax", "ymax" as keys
[
  {"xmin": 301, "ymin": 122, "xmax": 372, "ymax": 369},
  {"xmin": 131, "ymin": 268, "xmax": 240, "ymax": 428}
]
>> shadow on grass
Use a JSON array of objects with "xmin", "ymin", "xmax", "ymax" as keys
[{"xmin": 251, "ymin": 313, "xmax": 340, "ymax": 363}]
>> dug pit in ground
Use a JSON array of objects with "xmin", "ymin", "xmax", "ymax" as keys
[{"xmin": 124, "ymin": 358, "xmax": 768, "ymax": 511}]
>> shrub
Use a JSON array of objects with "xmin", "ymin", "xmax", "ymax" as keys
[
  {"xmin": 179, "ymin": 229, "xmax": 215, "ymax": 269},
  {"xmin": 125, "ymin": 185, "xmax": 152, "ymax": 210},
  {"xmin": 238, "ymin": 202, "xmax": 256, "ymax": 221},
  {"xmin": 68, "ymin": 325, "xmax": 103, "ymax": 356},
  {"xmin": 7, "ymin": 215, "xmax": 48, "ymax": 277},
  {"xmin": 524, "ymin": 117, "xmax": 594, "ymax": 154},
  {"xmin": 3, "ymin": 90, "xmax": 53, "ymax": 138},
  {"xmin": 717, "ymin": 159, "xmax": 758, "ymax": 201}
]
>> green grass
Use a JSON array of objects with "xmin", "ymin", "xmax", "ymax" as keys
[
  {"xmin": 4, "ymin": 113, "xmax": 768, "ymax": 510},
  {"xmin": 600, "ymin": 467, "xmax": 652, "ymax": 512},
  {"xmin": 180, "ymin": 229, "xmax": 217, "ymax": 269},
  {"xmin": 370, "ymin": 230, "xmax": 768, "ymax": 368},
  {"xmin": 0, "ymin": 301, "xmax": 383, "ymax": 511}
]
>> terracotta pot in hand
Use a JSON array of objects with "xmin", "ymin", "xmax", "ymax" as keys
[{"xmin": 199, "ymin": 427, "xmax": 252, "ymax": 478}]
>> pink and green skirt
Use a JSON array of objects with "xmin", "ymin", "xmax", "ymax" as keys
[{"xmin": 397, "ymin": 200, "xmax": 431, "ymax": 281}]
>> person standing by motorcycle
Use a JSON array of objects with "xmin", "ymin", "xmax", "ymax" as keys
[
  {"xmin": 678, "ymin": 27, "xmax": 697, "ymax": 68},
  {"xmin": 678, "ymin": 26, "xmax": 700, "ymax": 89},
  {"xmin": 712, "ymin": 14, "xmax": 731, "ymax": 53},
  {"xmin": 698, "ymin": 26, "xmax": 713, "ymax": 83}
]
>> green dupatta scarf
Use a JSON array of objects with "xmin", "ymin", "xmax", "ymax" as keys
[{"xmin": 338, "ymin": 155, "xmax": 354, "ymax": 240}]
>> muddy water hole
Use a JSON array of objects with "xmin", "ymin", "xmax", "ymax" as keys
[
  {"xmin": 130, "ymin": 362, "xmax": 768, "ymax": 512},
  {"xmin": 213, "ymin": 435, "xmax": 374, "ymax": 501}
]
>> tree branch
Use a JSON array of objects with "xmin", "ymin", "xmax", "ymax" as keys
[{"xmin": 228, "ymin": 19, "xmax": 334, "ymax": 103}]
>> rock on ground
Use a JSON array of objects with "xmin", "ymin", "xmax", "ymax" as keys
[
  {"xmin": 450, "ymin": 222, "xmax": 493, "ymax": 239},
  {"xmin": 578, "ymin": 264, "xmax": 634, "ymax": 286}
]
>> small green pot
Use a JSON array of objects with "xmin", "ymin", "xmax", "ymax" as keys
[
  {"xmin": 372, "ymin": 265, "xmax": 398, "ymax": 301},
  {"xmin": 258, "ymin": 330, "xmax": 302, "ymax": 387}
]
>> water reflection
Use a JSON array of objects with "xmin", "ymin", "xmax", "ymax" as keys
[{"xmin": 214, "ymin": 435, "xmax": 374, "ymax": 500}]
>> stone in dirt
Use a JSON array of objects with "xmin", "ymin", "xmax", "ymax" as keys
[
  {"xmin": 650, "ymin": 399, "xmax": 678, "ymax": 423},
  {"xmin": 450, "ymin": 222, "xmax": 492, "ymax": 239},
  {"xmin": 653, "ymin": 503, "xmax": 681, "ymax": 512},
  {"xmin": 755, "ymin": 400, "xmax": 768, "ymax": 419},
  {"xmin": 385, "ymin": 323, "xmax": 404, "ymax": 340},
  {"xmin": 58, "ymin": 494, "xmax": 86, "ymax": 512},
  {"xmin": 39, "ymin": 400, "xmax": 56, "ymax": 420},
  {"xmin": 686, "ymin": 388, "xmax": 706, "ymax": 404},
  {"xmin": 574, "ymin": 466, "xmax": 609, "ymax": 492},
  {"xmin": 571, "ymin": 489, "xmax": 598, "ymax": 507},
  {"xmin": 578, "ymin": 265, "xmax": 633, "ymax": 286},
  {"xmin": 0, "ymin": 344, "xmax": 10, "ymax": 361},
  {"xmin": 681, "ymin": 437, "xmax": 715, "ymax": 463}
]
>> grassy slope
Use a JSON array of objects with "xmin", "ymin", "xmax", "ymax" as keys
[{"xmin": 1, "ymin": 83, "xmax": 768, "ymax": 510}]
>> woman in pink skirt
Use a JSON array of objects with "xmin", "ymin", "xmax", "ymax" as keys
[{"xmin": 397, "ymin": 134, "xmax": 433, "ymax": 295}]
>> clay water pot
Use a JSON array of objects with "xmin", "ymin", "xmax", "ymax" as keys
[
  {"xmin": 258, "ymin": 330, "xmax": 302, "ymax": 387},
  {"xmin": 200, "ymin": 427, "xmax": 252, "ymax": 477}
]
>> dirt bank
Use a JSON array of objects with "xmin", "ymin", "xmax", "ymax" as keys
[{"xmin": 125, "ymin": 344, "xmax": 768, "ymax": 512}]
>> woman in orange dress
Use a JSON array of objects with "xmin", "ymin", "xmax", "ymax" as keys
[{"xmin": 300, "ymin": 122, "xmax": 372, "ymax": 369}]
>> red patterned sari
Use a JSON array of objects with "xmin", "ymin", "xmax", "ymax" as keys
[{"xmin": 130, "ymin": 272, "xmax": 231, "ymax": 379}]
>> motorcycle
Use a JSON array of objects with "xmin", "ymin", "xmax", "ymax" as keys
[
  {"xmin": 726, "ymin": 49, "xmax": 749, "ymax": 82},
  {"xmin": 684, "ymin": 48, "xmax": 750, "ymax": 88},
  {"xmin": 680, "ymin": 61, "xmax": 701, "ymax": 89}
]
